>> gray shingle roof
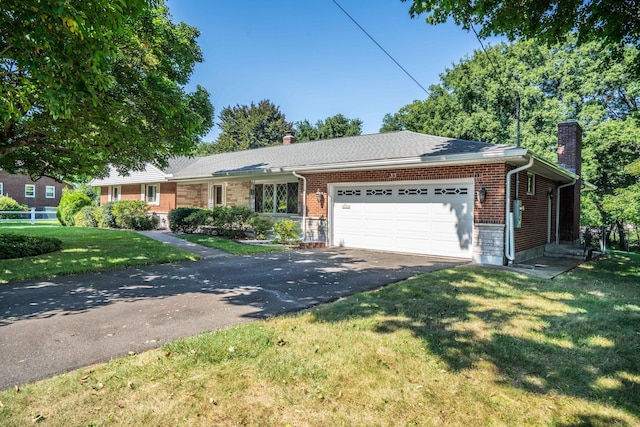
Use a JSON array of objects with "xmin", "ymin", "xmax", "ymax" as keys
[
  {"xmin": 170, "ymin": 131, "xmax": 513, "ymax": 179},
  {"xmin": 163, "ymin": 156, "xmax": 200, "ymax": 175}
]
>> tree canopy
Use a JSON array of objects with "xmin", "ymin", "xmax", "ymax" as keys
[
  {"xmin": 1, "ymin": 0, "xmax": 213, "ymax": 181},
  {"xmin": 213, "ymin": 100, "xmax": 292, "ymax": 153},
  {"xmin": 294, "ymin": 114, "xmax": 363, "ymax": 142},
  {"xmin": 403, "ymin": 0, "xmax": 640, "ymax": 70}
]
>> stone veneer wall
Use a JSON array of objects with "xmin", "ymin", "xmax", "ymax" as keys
[
  {"xmin": 304, "ymin": 217, "xmax": 327, "ymax": 242},
  {"xmin": 473, "ymin": 223, "xmax": 505, "ymax": 265},
  {"xmin": 176, "ymin": 183, "xmax": 207, "ymax": 208},
  {"xmin": 226, "ymin": 181, "xmax": 250, "ymax": 207}
]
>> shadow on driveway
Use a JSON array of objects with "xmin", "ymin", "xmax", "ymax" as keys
[{"xmin": 0, "ymin": 248, "xmax": 466, "ymax": 389}]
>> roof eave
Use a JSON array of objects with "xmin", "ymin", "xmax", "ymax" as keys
[{"xmin": 275, "ymin": 148, "xmax": 527, "ymax": 173}]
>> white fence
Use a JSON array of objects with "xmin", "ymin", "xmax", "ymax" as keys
[{"xmin": 0, "ymin": 208, "xmax": 57, "ymax": 225}]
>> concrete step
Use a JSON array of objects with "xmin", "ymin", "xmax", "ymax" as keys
[{"xmin": 544, "ymin": 243, "xmax": 587, "ymax": 260}]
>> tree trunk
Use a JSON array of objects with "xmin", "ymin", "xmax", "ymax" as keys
[{"xmin": 616, "ymin": 221, "xmax": 627, "ymax": 251}]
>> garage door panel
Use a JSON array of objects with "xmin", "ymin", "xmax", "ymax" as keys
[{"xmin": 332, "ymin": 183, "xmax": 473, "ymax": 258}]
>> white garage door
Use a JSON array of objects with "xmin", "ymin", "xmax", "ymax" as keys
[{"xmin": 331, "ymin": 182, "xmax": 474, "ymax": 258}]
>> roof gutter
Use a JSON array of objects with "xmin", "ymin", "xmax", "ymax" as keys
[
  {"xmin": 278, "ymin": 149, "xmax": 528, "ymax": 174},
  {"xmin": 505, "ymin": 157, "xmax": 534, "ymax": 264}
]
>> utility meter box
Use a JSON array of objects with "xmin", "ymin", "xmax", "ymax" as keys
[{"xmin": 513, "ymin": 200, "xmax": 523, "ymax": 228}]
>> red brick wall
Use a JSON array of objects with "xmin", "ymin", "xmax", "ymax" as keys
[
  {"xmin": 120, "ymin": 184, "xmax": 141, "ymax": 201},
  {"xmin": 511, "ymin": 171, "xmax": 558, "ymax": 252},
  {"xmin": 97, "ymin": 182, "xmax": 176, "ymax": 213},
  {"xmin": 302, "ymin": 163, "xmax": 507, "ymax": 224},
  {"xmin": 99, "ymin": 187, "xmax": 109, "ymax": 205},
  {"xmin": 155, "ymin": 183, "xmax": 176, "ymax": 213},
  {"xmin": 0, "ymin": 172, "xmax": 69, "ymax": 208}
]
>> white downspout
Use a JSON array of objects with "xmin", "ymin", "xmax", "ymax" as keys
[
  {"xmin": 555, "ymin": 179, "xmax": 576, "ymax": 244},
  {"xmin": 292, "ymin": 171, "xmax": 307, "ymax": 241},
  {"xmin": 505, "ymin": 157, "xmax": 534, "ymax": 263},
  {"xmin": 547, "ymin": 192, "xmax": 552, "ymax": 244}
]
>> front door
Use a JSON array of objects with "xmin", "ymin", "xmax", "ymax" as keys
[{"xmin": 208, "ymin": 184, "xmax": 224, "ymax": 209}]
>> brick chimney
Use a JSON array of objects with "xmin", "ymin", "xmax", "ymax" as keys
[
  {"xmin": 557, "ymin": 120, "xmax": 582, "ymax": 242},
  {"xmin": 557, "ymin": 120, "xmax": 582, "ymax": 175},
  {"xmin": 283, "ymin": 131, "xmax": 296, "ymax": 145}
]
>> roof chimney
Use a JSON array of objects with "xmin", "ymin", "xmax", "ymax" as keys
[
  {"xmin": 557, "ymin": 120, "xmax": 582, "ymax": 243},
  {"xmin": 557, "ymin": 120, "xmax": 582, "ymax": 175},
  {"xmin": 283, "ymin": 131, "xmax": 296, "ymax": 145}
]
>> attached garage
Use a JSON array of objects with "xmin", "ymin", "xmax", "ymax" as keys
[{"xmin": 330, "ymin": 180, "xmax": 474, "ymax": 258}]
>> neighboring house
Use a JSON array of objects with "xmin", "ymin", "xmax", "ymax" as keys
[
  {"xmin": 0, "ymin": 171, "xmax": 69, "ymax": 210},
  {"xmin": 91, "ymin": 121, "xmax": 588, "ymax": 266}
]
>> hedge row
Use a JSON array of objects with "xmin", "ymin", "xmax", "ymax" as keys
[
  {"xmin": 168, "ymin": 206, "xmax": 301, "ymax": 242},
  {"xmin": 0, "ymin": 234, "xmax": 63, "ymax": 260},
  {"xmin": 0, "ymin": 195, "xmax": 29, "ymax": 219},
  {"xmin": 75, "ymin": 201, "xmax": 159, "ymax": 230}
]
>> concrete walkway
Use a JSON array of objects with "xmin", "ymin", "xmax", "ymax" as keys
[
  {"xmin": 138, "ymin": 230, "xmax": 230, "ymax": 259},
  {"xmin": 506, "ymin": 256, "xmax": 583, "ymax": 279}
]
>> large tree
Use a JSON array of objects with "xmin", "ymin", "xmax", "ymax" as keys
[
  {"xmin": 403, "ymin": 0, "xmax": 640, "ymax": 70},
  {"xmin": 294, "ymin": 114, "xmax": 363, "ymax": 142},
  {"xmin": 1, "ymin": 0, "xmax": 213, "ymax": 181},
  {"xmin": 214, "ymin": 100, "xmax": 292, "ymax": 152}
]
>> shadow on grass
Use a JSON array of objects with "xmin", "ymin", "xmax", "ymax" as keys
[{"xmin": 311, "ymin": 253, "xmax": 640, "ymax": 421}]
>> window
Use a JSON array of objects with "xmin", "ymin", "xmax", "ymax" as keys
[
  {"xmin": 527, "ymin": 172, "xmax": 536, "ymax": 195},
  {"xmin": 111, "ymin": 186, "xmax": 121, "ymax": 201},
  {"xmin": 46, "ymin": 186, "xmax": 55, "ymax": 198},
  {"xmin": 146, "ymin": 184, "xmax": 159, "ymax": 205},
  {"xmin": 0, "ymin": 182, "xmax": 3, "ymax": 196},
  {"xmin": 254, "ymin": 182, "xmax": 299, "ymax": 214},
  {"xmin": 25, "ymin": 184, "xmax": 35, "ymax": 198}
]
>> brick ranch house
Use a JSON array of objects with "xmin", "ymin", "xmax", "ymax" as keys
[
  {"xmin": 0, "ymin": 171, "xmax": 69, "ymax": 210},
  {"xmin": 91, "ymin": 121, "xmax": 588, "ymax": 266}
]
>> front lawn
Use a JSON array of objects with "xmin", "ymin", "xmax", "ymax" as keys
[
  {"xmin": 1, "ymin": 252, "xmax": 638, "ymax": 426},
  {"xmin": 0, "ymin": 224, "xmax": 199, "ymax": 283},
  {"xmin": 177, "ymin": 234, "xmax": 289, "ymax": 255}
]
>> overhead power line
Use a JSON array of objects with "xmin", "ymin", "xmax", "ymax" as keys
[{"xmin": 331, "ymin": 0, "xmax": 430, "ymax": 96}]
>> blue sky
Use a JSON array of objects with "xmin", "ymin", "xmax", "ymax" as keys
[{"xmin": 165, "ymin": 0, "xmax": 499, "ymax": 141}]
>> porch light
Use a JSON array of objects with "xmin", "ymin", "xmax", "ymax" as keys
[
  {"xmin": 315, "ymin": 188, "xmax": 323, "ymax": 204},
  {"xmin": 477, "ymin": 187, "xmax": 487, "ymax": 203},
  {"xmin": 547, "ymin": 188, "xmax": 554, "ymax": 199}
]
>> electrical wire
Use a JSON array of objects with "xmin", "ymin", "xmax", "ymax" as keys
[{"xmin": 330, "ymin": 0, "xmax": 430, "ymax": 96}]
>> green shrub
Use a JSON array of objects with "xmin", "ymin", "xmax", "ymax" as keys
[
  {"xmin": 0, "ymin": 195, "xmax": 29, "ymax": 219},
  {"xmin": 168, "ymin": 207, "xmax": 203, "ymax": 233},
  {"xmin": 130, "ymin": 213, "xmax": 160, "ymax": 230},
  {"xmin": 0, "ymin": 233, "xmax": 63, "ymax": 259},
  {"xmin": 57, "ymin": 191, "xmax": 93, "ymax": 226},
  {"xmin": 184, "ymin": 209, "xmax": 213, "ymax": 232},
  {"xmin": 95, "ymin": 202, "xmax": 117, "ymax": 228},
  {"xmin": 75, "ymin": 206, "xmax": 99, "ymax": 227},
  {"xmin": 272, "ymin": 218, "xmax": 301, "ymax": 244},
  {"xmin": 248, "ymin": 216, "xmax": 273, "ymax": 239},
  {"xmin": 112, "ymin": 200, "xmax": 149, "ymax": 229},
  {"xmin": 212, "ymin": 205, "xmax": 255, "ymax": 239}
]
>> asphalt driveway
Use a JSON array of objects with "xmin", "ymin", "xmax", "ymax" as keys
[{"xmin": 0, "ymin": 247, "xmax": 466, "ymax": 390}]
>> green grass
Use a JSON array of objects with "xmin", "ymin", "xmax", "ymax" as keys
[
  {"xmin": 0, "ymin": 252, "xmax": 638, "ymax": 426},
  {"xmin": 177, "ymin": 234, "xmax": 289, "ymax": 255},
  {"xmin": 0, "ymin": 224, "xmax": 199, "ymax": 283}
]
